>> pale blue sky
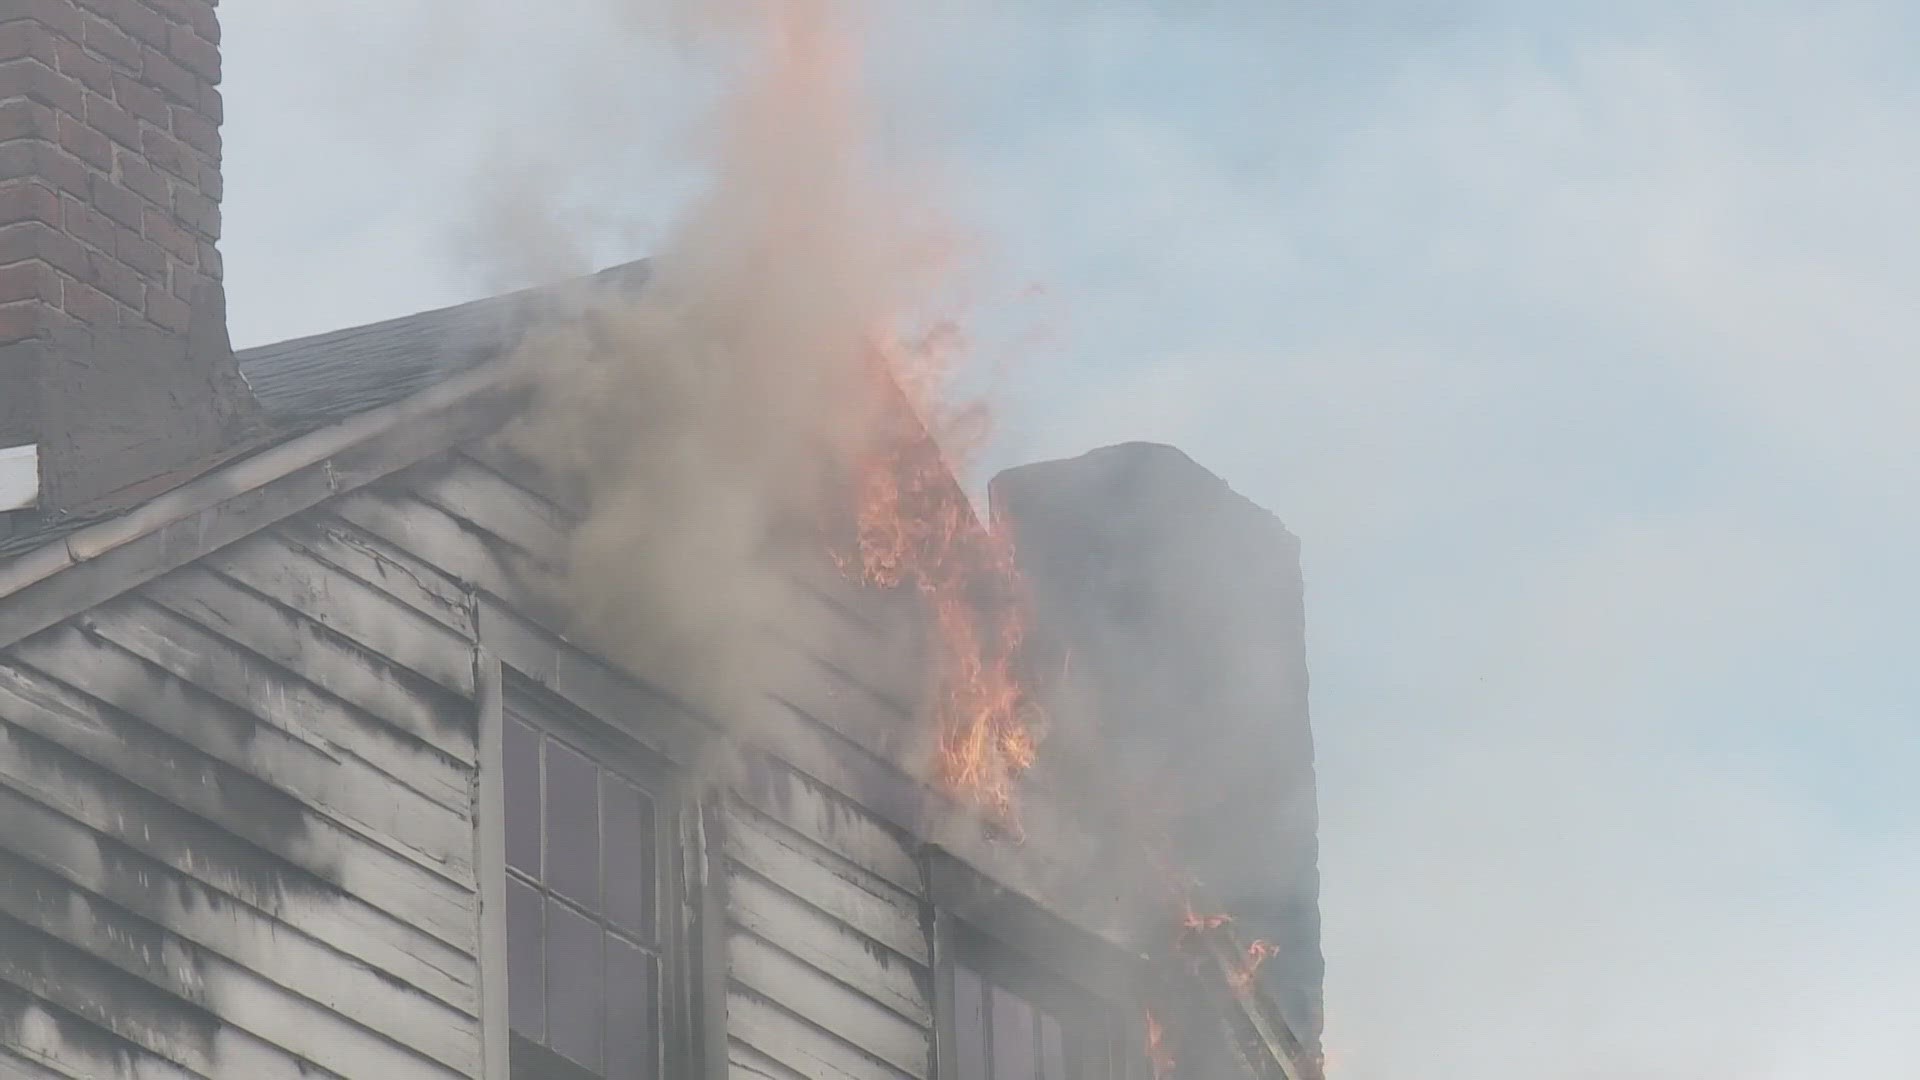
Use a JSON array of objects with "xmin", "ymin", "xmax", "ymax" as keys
[{"xmin": 224, "ymin": 3, "xmax": 1917, "ymax": 1075}]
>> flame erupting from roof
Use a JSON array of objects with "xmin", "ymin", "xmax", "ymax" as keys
[
  {"xmin": 836, "ymin": 318, "xmax": 1040, "ymax": 823},
  {"xmin": 1176, "ymin": 903, "xmax": 1284, "ymax": 994},
  {"xmin": 1229, "ymin": 939, "xmax": 1283, "ymax": 993}
]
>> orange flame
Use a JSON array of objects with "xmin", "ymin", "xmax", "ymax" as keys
[
  {"xmin": 837, "ymin": 325, "xmax": 1039, "ymax": 823},
  {"xmin": 1144, "ymin": 1008, "xmax": 1176, "ymax": 1080},
  {"xmin": 1228, "ymin": 939, "xmax": 1281, "ymax": 992},
  {"xmin": 1180, "ymin": 903, "xmax": 1233, "ymax": 937},
  {"xmin": 1172, "ymin": 891, "xmax": 1279, "ymax": 991}
]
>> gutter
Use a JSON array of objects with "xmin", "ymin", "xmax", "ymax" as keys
[{"xmin": 0, "ymin": 356, "xmax": 515, "ymax": 604}]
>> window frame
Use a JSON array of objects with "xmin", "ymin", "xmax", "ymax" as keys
[
  {"xmin": 476, "ymin": 659, "xmax": 716, "ymax": 1080},
  {"xmin": 927, "ymin": 851, "xmax": 1153, "ymax": 1080}
]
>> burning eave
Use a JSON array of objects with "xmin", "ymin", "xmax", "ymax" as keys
[
  {"xmin": 1135, "ymin": 892, "xmax": 1323, "ymax": 1080},
  {"xmin": 1184, "ymin": 918, "xmax": 1325, "ymax": 1080}
]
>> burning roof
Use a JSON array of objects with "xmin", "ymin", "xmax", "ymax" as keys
[{"xmin": 0, "ymin": 253, "xmax": 1324, "ymax": 1080}]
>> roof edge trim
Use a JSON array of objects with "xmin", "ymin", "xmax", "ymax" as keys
[{"xmin": 0, "ymin": 356, "xmax": 515, "ymax": 606}]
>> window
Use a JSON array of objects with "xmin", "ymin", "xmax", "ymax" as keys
[
  {"xmin": 951, "ymin": 962, "xmax": 1070, "ymax": 1080},
  {"xmin": 942, "ymin": 922, "xmax": 1146, "ymax": 1080},
  {"xmin": 502, "ymin": 689, "xmax": 672, "ymax": 1080}
]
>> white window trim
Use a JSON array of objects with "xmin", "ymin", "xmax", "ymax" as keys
[{"xmin": 473, "ymin": 651, "xmax": 511, "ymax": 1080}]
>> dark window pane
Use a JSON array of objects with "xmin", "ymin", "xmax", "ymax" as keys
[
  {"xmin": 505, "ymin": 876, "xmax": 544, "ymax": 1040},
  {"xmin": 511, "ymin": 1035, "xmax": 603, "ymax": 1080},
  {"xmin": 954, "ymin": 963, "xmax": 988, "ymax": 1080},
  {"xmin": 547, "ymin": 899, "xmax": 604, "ymax": 1072},
  {"xmin": 504, "ymin": 716, "xmax": 541, "ymax": 876},
  {"xmin": 606, "ymin": 934, "xmax": 658, "ymax": 1080},
  {"xmin": 992, "ymin": 985, "xmax": 1039, "ymax": 1080},
  {"xmin": 603, "ymin": 776, "xmax": 654, "ymax": 937},
  {"xmin": 545, "ymin": 740, "xmax": 600, "ymax": 910},
  {"xmin": 1040, "ymin": 1013, "xmax": 1066, "ymax": 1080}
]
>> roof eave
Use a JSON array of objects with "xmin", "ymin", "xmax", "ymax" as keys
[{"xmin": 0, "ymin": 356, "xmax": 521, "ymax": 651}]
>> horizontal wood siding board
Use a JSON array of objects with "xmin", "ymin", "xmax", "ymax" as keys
[
  {"xmin": 331, "ymin": 489, "xmax": 549, "ymax": 615},
  {"xmin": 0, "ymin": 910, "xmax": 325, "ymax": 1080},
  {"xmin": 0, "ymin": 851, "xmax": 474, "ymax": 1080},
  {"xmin": 141, "ymin": 567, "xmax": 477, "ymax": 766},
  {"xmin": 60, "ymin": 595, "xmax": 472, "ymax": 814},
  {"xmin": 0, "ymin": 1045, "xmax": 81, "ymax": 1080},
  {"xmin": 476, "ymin": 599, "xmax": 709, "ymax": 769},
  {"xmin": 725, "ymin": 989, "xmax": 915, "ymax": 1080},
  {"xmin": 752, "ymin": 634, "xmax": 922, "ymax": 770},
  {"xmin": 726, "ymin": 1039, "xmax": 810, "ymax": 1080},
  {"xmin": 773, "ymin": 572, "xmax": 927, "ymax": 718},
  {"xmin": 730, "ymin": 752, "xmax": 923, "ymax": 894},
  {"xmin": 203, "ymin": 533, "xmax": 477, "ymax": 697},
  {"xmin": 746, "ymin": 695, "xmax": 1128, "ymax": 958},
  {"xmin": 0, "ymin": 660, "xmax": 477, "ymax": 951},
  {"xmin": 402, "ymin": 457, "xmax": 570, "ymax": 567},
  {"xmin": 0, "ymin": 982, "xmax": 206, "ymax": 1080},
  {"xmin": 0, "ymin": 384, "xmax": 514, "ymax": 655},
  {"xmin": 724, "ymin": 870, "xmax": 931, "ymax": 1028},
  {"xmin": 0, "ymin": 781, "xmax": 481, "ymax": 1053},
  {"xmin": 776, "ymin": 553, "xmax": 912, "ymax": 639},
  {"xmin": 722, "ymin": 806, "xmax": 927, "ymax": 966},
  {"xmin": 0, "ymin": 719, "xmax": 479, "ymax": 1010},
  {"xmin": 273, "ymin": 515, "xmax": 476, "ymax": 635},
  {"xmin": 727, "ymin": 931, "xmax": 929, "ymax": 1078},
  {"xmin": 456, "ymin": 443, "xmax": 577, "ymax": 516}
]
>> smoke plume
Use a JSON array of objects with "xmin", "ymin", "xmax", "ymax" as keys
[{"xmin": 498, "ymin": 1, "xmax": 961, "ymax": 728}]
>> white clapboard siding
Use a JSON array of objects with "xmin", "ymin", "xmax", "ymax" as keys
[
  {"xmin": 0, "ymin": 456, "xmax": 497, "ymax": 1080},
  {"xmin": 0, "ymin": 722, "xmax": 478, "ymax": 1012},
  {"xmin": 204, "ymin": 532, "xmax": 477, "ymax": 696},
  {"xmin": 0, "ymin": 782, "xmax": 479, "ymax": 1057},
  {"xmin": 726, "ymin": 990, "xmax": 918, "ymax": 1080},
  {"xmin": 732, "ymin": 760, "xmax": 922, "ymax": 894},
  {"xmin": 723, "ymin": 773, "xmax": 932, "ymax": 1080},
  {"xmin": 726, "ymin": 872, "xmax": 931, "ymax": 1028},
  {"xmin": 0, "ymin": 664, "xmax": 476, "ymax": 952},
  {"xmin": 141, "ymin": 566, "xmax": 477, "ymax": 766},
  {"xmin": 332, "ymin": 487, "xmax": 544, "ymax": 609},
  {"xmin": 0, "ymin": 984, "xmax": 202, "ymax": 1080},
  {"xmin": 274, "ymin": 515, "xmax": 476, "ymax": 635},
  {"xmin": 21, "ymin": 614, "xmax": 471, "ymax": 860},
  {"xmin": 406, "ymin": 457, "xmax": 571, "ymax": 567},
  {"xmin": 0, "ymin": 853, "xmax": 472, "ymax": 1079},
  {"xmin": 727, "ymin": 1038, "xmax": 811, "ymax": 1080},
  {"xmin": 723, "ymin": 807, "xmax": 928, "ymax": 966}
]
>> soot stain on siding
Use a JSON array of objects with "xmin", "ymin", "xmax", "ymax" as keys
[
  {"xmin": 71, "ymin": 622, "xmax": 264, "ymax": 754},
  {"xmin": 742, "ymin": 751, "xmax": 795, "ymax": 818},
  {"xmin": 184, "ymin": 566, "xmax": 477, "ymax": 745},
  {"xmin": 6, "ymin": 729, "xmax": 332, "ymax": 912},
  {"xmin": 0, "ymin": 851, "xmax": 213, "ymax": 1006},
  {"xmin": 0, "ymin": 977, "xmax": 172, "ymax": 1080},
  {"xmin": 0, "ymin": 909, "xmax": 221, "ymax": 1065}
]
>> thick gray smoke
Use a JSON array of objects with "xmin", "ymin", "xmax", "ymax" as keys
[
  {"xmin": 495, "ymin": 1, "xmax": 940, "ymax": 724},
  {"xmin": 222, "ymin": 3, "xmax": 1920, "ymax": 1078}
]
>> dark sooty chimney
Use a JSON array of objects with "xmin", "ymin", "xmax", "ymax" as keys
[{"xmin": 991, "ymin": 441, "xmax": 1324, "ymax": 1052}]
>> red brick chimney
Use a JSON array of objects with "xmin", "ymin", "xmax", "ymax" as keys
[
  {"xmin": 0, "ymin": 0, "xmax": 256, "ymax": 516},
  {"xmin": 0, "ymin": 0, "xmax": 221, "ymax": 343}
]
